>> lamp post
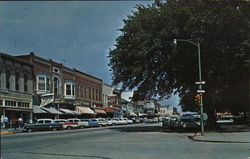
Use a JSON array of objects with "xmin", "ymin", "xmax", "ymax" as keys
[{"xmin": 174, "ymin": 39, "xmax": 205, "ymax": 135}]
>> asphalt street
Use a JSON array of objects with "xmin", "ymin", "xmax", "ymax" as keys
[{"xmin": 1, "ymin": 123, "xmax": 249, "ymax": 159}]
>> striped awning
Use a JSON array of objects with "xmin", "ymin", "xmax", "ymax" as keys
[
  {"xmin": 94, "ymin": 109, "xmax": 107, "ymax": 115},
  {"xmin": 76, "ymin": 106, "xmax": 95, "ymax": 115},
  {"xmin": 42, "ymin": 107, "xmax": 63, "ymax": 115},
  {"xmin": 59, "ymin": 108, "xmax": 75, "ymax": 115},
  {"xmin": 128, "ymin": 111, "xmax": 137, "ymax": 117},
  {"xmin": 33, "ymin": 106, "xmax": 47, "ymax": 114}
]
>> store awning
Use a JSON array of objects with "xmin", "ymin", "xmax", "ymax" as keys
[
  {"xmin": 94, "ymin": 109, "xmax": 107, "ymax": 115},
  {"xmin": 104, "ymin": 107, "xmax": 119, "ymax": 113},
  {"xmin": 42, "ymin": 107, "xmax": 63, "ymax": 114},
  {"xmin": 59, "ymin": 108, "xmax": 75, "ymax": 115},
  {"xmin": 76, "ymin": 106, "xmax": 95, "ymax": 115},
  {"xmin": 128, "ymin": 111, "xmax": 137, "ymax": 117},
  {"xmin": 33, "ymin": 106, "xmax": 47, "ymax": 114}
]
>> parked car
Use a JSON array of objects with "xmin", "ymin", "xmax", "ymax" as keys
[
  {"xmin": 162, "ymin": 117, "xmax": 180, "ymax": 129},
  {"xmin": 67, "ymin": 118, "xmax": 89, "ymax": 128},
  {"xmin": 106, "ymin": 118, "xmax": 116, "ymax": 126},
  {"xmin": 53, "ymin": 119, "xmax": 67, "ymax": 124},
  {"xmin": 179, "ymin": 114, "xmax": 205, "ymax": 129},
  {"xmin": 123, "ymin": 118, "xmax": 133, "ymax": 124},
  {"xmin": 92, "ymin": 118, "xmax": 108, "ymax": 127},
  {"xmin": 23, "ymin": 118, "xmax": 62, "ymax": 132},
  {"xmin": 112, "ymin": 118, "xmax": 121, "ymax": 125},
  {"xmin": 80, "ymin": 119, "xmax": 99, "ymax": 127},
  {"xmin": 216, "ymin": 115, "xmax": 234, "ymax": 124}
]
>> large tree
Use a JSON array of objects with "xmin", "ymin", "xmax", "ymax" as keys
[{"xmin": 109, "ymin": 0, "xmax": 250, "ymax": 117}]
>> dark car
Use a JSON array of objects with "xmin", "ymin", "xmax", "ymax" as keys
[
  {"xmin": 80, "ymin": 119, "xmax": 99, "ymax": 127},
  {"xmin": 23, "ymin": 119, "xmax": 62, "ymax": 132}
]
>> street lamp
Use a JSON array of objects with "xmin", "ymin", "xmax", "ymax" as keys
[{"xmin": 174, "ymin": 38, "xmax": 205, "ymax": 135}]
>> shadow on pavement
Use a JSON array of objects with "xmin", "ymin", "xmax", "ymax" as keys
[{"xmin": 109, "ymin": 124, "xmax": 199, "ymax": 133}]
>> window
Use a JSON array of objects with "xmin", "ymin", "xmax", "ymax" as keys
[
  {"xmin": 24, "ymin": 74, "xmax": 28, "ymax": 92},
  {"xmin": 66, "ymin": 84, "xmax": 71, "ymax": 95},
  {"xmin": 18, "ymin": 102, "xmax": 29, "ymax": 108},
  {"xmin": 53, "ymin": 77, "xmax": 60, "ymax": 94},
  {"xmin": 92, "ymin": 88, "xmax": 95, "ymax": 100},
  {"xmin": 38, "ymin": 77, "xmax": 45, "ymax": 90},
  {"xmin": 52, "ymin": 67, "xmax": 61, "ymax": 74},
  {"xmin": 6, "ymin": 71, "xmax": 10, "ymax": 89},
  {"xmin": 5, "ymin": 100, "xmax": 16, "ymax": 107},
  {"xmin": 46, "ymin": 77, "xmax": 51, "ymax": 91},
  {"xmin": 45, "ymin": 120, "xmax": 52, "ymax": 124},
  {"xmin": 15, "ymin": 72, "xmax": 19, "ymax": 91},
  {"xmin": 65, "ymin": 82, "xmax": 75, "ymax": 97},
  {"xmin": 72, "ymin": 85, "xmax": 75, "ymax": 96},
  {"xmin": 37, "ymin": 75, "xmax": 51, "ymax": 93},
  {"xmin": 0, "ymin": 100, "xmax": 3, "ymax": 106}
]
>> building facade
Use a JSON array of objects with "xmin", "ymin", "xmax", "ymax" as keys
[
  {"xmin": 18, "ymin": 52, "xmax": 102, "ymax": 119},
  {"xmin": 0, "ymin": 53, "xmax": 33, "ymax": 123}
]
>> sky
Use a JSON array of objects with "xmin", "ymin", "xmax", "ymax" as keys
[{"xmin": 0, "ymin": 1, "xmax": 180, "ymax": 107}]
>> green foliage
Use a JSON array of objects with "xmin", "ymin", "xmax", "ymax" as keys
[{"xmin": 109, "ymin": 0, "xmax": 250, "ymax": 113}]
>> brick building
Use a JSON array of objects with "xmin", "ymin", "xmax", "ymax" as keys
[
  {"xmin": 18, "ymin": 52, "xmax": 102, "ymax": 119},
  {"xmin": 0, "ymin": 53, "xmax": 34, "ymax": 124}
]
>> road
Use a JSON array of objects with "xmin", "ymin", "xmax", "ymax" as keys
[{"xmin": 1, "ymin": 123, "xmax": 249, "ymax": 159}]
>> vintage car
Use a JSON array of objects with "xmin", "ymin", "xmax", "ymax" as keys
[
  {"xmin": 80, "ymin": 119, "xmax": 99, "ymax": 127},
  {"xmin": 23, "ymin": 119, "xmax": 63, "ymax": 132}
]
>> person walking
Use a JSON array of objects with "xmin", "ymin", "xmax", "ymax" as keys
[
  {"xmin": 4, "ymin": 116, "xmax": 9, "ymax": 129},
  {"xmin": 18, "ymin": 117, "xmax": 23, "ymax": 129}
]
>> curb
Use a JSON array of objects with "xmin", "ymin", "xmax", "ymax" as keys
[{"xmin": 188, "ymin": 134, "xmax": 250, "ymax": 144}]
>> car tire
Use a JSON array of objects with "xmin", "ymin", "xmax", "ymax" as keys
[
  {"xmin": 27, "ymin": 128, "xmax": 32, "ymax": 133},
  {"xmin": 67, "ymin": 126, "xmax": 71, "ymax": 130}
]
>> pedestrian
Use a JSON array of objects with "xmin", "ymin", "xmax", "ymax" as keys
[
  {"xmin": 4, "ymin": 116, "xmax": 9, "ymax": 129},
  {"xmin": 18, "ymin": 117, "xmax": 23, "ymax": 129},
  {"xmin": 1, "ymin": 115, "xmax": 5, "ymax": 129}
]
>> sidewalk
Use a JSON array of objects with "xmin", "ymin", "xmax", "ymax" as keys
[
  {"xmin": 0, "ymin": 128, "xmax": 22, "ymax": 135},
  {"xmin": 192, "ymin": 132, "xmax": 250, "ymax": 143}
]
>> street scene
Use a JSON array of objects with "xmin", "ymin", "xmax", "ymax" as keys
[
  {"xmin": 1, "ymin": 0, "xmax": 250, "ymax": 159},
  {"xmin": 1, "ymin": 123, "xmax": 250, "ymax": 159}
]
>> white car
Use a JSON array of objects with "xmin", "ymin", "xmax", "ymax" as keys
[
  {"xmin": 67, "ymin": 118, "xmax": 89, "ymax": 128},
  {"xmin": 123, "ymin": 118, "xmax": 133, "ymax": 124},
  {"xmin": 106, "ymin": 118, "xmax": 116, "ymax": 126},
  {"xmin": 216, "ymin": 115, "xmax": 234, "ymax": 124},
  {"xmin": 112, "ymin": 118, "xmax": 122, "ymax": 125},
  {"xmin": 92, "ymin": 118, "xmax": 108, "ymax": 127}
]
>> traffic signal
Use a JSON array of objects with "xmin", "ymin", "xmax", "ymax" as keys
[{"xmin": 195, "ymin": 94, "xmax": 201, "ymax": 106}]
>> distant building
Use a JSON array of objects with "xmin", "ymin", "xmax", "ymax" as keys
[
  {"xmin": 0, "ymin": 53, "xmax": 34, "ymax": 123},
  {"xmin": 159, "ymin": 105, "xmax": 178, "ymax": 116}
]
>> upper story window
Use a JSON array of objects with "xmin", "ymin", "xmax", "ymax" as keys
[
  {"xmin": 52, "ymin": 67, "xmax": 61, "ymax": 74},
  {"xmin": 15, "ymin": 72, "xmax": 20, "ymax": 91},
  {"xmin": 37, "ymin": 74, "xmax": 51, "ymax": 93},
  {"xmin": 64, "ymin": 81, "xmax": 75, "ymax": 98},
  {"xmin": 24, "ymin": 74, "xmax": 28, "ymax": 92},
  {"xmin": 6, "ymin": 70, "xmax": 10, "ymax": 89},
  {"xmin": 53, "ymin": 76, "xmax": 60, "ymax": 94}
]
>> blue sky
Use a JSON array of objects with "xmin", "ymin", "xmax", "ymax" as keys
[{"xmin": 0, "ymin": 1, "xmax": 180, "ymax": 107}]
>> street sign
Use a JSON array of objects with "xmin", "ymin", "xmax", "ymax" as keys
[
  {"xmin": 195, "ymin": 81, "xmax": 206, "ymax": 85},
  {"xmin": 197, "ymin": 90, "xmax": 205, "ymax": 93}
]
